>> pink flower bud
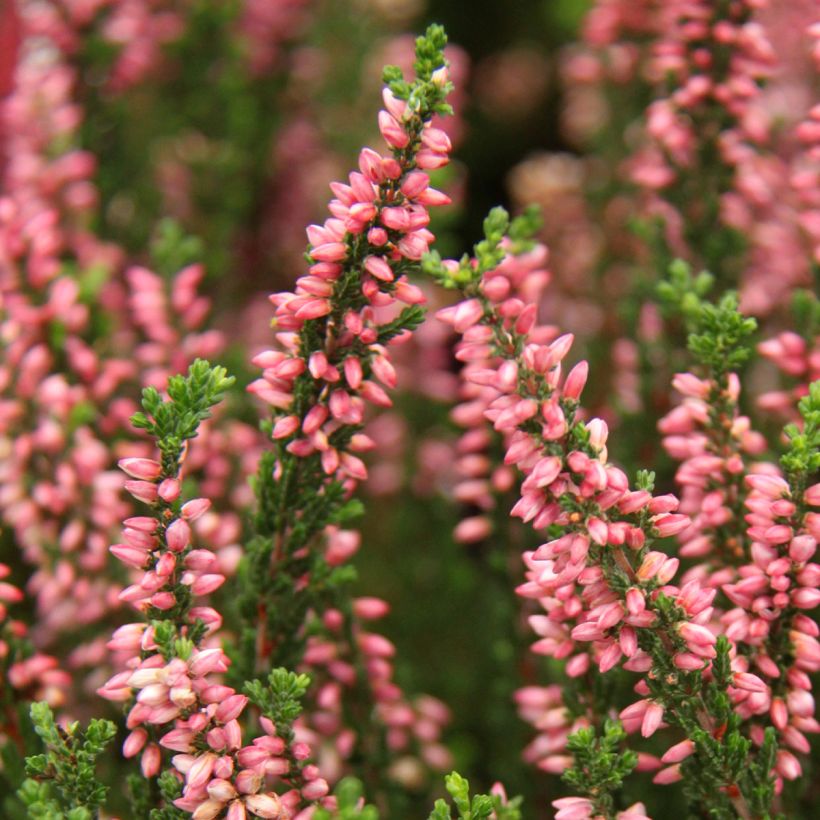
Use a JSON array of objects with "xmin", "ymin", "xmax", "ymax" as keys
[
  {"xmin": 158, "ymin": 478, "xmax": 180, "ymax": 502},
  {"xmin": 125, "ymin": 481, "xmax": 159, "ymax": 504},
  {"xmin": 119, "ymin": 458, "xmax": 162, "ymax": 480},
  {"xmin": 166, "ymin": 519, "xmax": 191, "ymax": 552},
  {"xmin": 661, "ymin": 739, "xmax": 694, "ymax": 764},
  {"xmin": 181, "ymin": 498, "xmax": 211, "ymax": 521}
]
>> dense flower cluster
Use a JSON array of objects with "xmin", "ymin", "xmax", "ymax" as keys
[
  {"xmin": 427, "ymin": 207, "xmax": 819, "ymax": 816},
  {"xmin": 2, "ymin": 5, "xmax": 820, "ymax": 819},
  {"xmin": 98, "ymin": 383, "xmax": 333, "ymax": 818},
  {"xmin": 244, "ymin": 29, "xmax": 457, "ymax": 789}
]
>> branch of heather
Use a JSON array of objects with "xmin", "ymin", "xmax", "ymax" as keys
[
  {"xmin": 98, "ymin": 361, "xmax": 338, "ymax": 818},
  {"xmin": 425, "ymin": 208, "xmax": 781, "ymax": 819},
  {"xmin": 235, "ymin": 24, "xmax": 455, "ymax": 800}
]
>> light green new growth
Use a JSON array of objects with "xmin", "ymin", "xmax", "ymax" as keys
[{"xmin": 427, "ymin": 771, "xmax": 522, "ymax": 820}]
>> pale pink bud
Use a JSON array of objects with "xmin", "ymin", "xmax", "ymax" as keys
[
  {"xmin": 123, "ymin": 728, "xmax": 148, "ymax": 758},
  {"xmin": 119, "ymin": 458, "xmax": 162, "ymax": 480},
  {"xmin": 733, "ymin": 672, "xmax": 768, "ymax": 693},
  {"xmin": 166, "ymin": 519, "xmax": 191, "ymax": 552},
  {"xmin": 302, "ymin": 780, "xmax": 330, "ymax": 802},
  {"xmin": 125, "ymin": 481, "xmax": 159, "ymax": 504},
  {"xmin": 653, "ymin": 513, "xmax": 689, "ymax": 537},
  {"xmin": 158, "ymin": 479, "xmax": 180, "ymax": 502},
  {"xmin": 563, "ymin": 361, "xmax": 589, "ymax": 401},
  {"xmin": 378, "ymin": 111, "xmax": 410, "ymax": 148},
  {"xmin": 641, "ymin": 702, "xmax": 664, "ymax": 737},
  {"xmin": 141, "ymin": 743, "xmax": 161, "ymax": 777},
  {"xmin": 661, "ymin": 739, "xmax": 694, "ymax": 764},
  {"xmin": 272, "ymin": 415, "xmax": 299, "ymax": 439},
  {"xmin": 245, "ymin": 793, "xmax": 285, "ymax": 818},
  {"xmin": 652, "ymin": 764, "xmax": 682, "ymax": 784},
  {"xmin": 181, "ymin": 498, "xmax": 211, "ymax": 521},
  {"xmin": 364, "ymin": 255, "xmax": 394, "ymax": 282}
]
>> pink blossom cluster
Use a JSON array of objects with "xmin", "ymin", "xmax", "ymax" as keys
[
  {"xmin": 245, "ymin": 60, "xmax": 456, "ymax": 785},
  {"xmin": 660, "ymin": 371, "xmax": 767, "ymax": 568},
  {"xmin": 99, "ymin": 454, "xmax": 332, "ymax": 819},
  {"xmin": 657, "ymin": 367, "xmax": 820, "ymax": 780},
  {"xmin": 0, "ymin": 563, "xmax": 68, "ymax": 736},
  {"xmin": 757, "ymin": 330, "xmax": 820, "ymax": 420},
  {"xmin": 628, "ymin": 0, "xmax": 818, "ymax": 314},
  {"xmin": 721, "ymin": 472, "xmax": 820, "ymax": 781},
  {"xmin": 0, "ymin": 5, "xmax": 257, "ymax": 692},
  {"xmin": 23, "ymin": 0, "xmax": 184, "ymax": 92},
  {"xmin": 448, "ymin": 241, "xmax": 553, "ymax": 544},
  {"xmin": 295, "ymin": 583, "xmax": 452, "ymax": 785},
  {"xmin": 434, "ymin": 229, "xmax": 819, "ymax": 811}
]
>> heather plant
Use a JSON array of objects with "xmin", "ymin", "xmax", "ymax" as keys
[{"xmin": 1, "ymin": 4, "xmax": 820, "ymax": 820}]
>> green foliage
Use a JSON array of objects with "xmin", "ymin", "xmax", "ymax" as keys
[
  {"xmin": 781, "ymin": 380, "xmax": 820, "ymax": 488},
  {"xmin": 131, "ymin": 358, "xmax": 234, "ymax": 473},
  {"xmin": 424, "ymin": 205, "xmax": 543, "ymax": 292},
  {"xmin": 686, "ymin": 293, "xmax": 757, "ymax": 377},
  {"xmin": 148, "ymin": 771, "xmax": 187, "ymax": 820},
  {"xmin": 561, "ymin": 721, "xmax": 637, "ymax": 817},
  {"xmin": 656, "ymin": 258, "xmax": 715, "ymax": 323},
  {"xmin": 149, "ymin": 219, "xmax": 204, "ymax": 276},
  {"xmin": 313, "ymin": 778, "xmax": 379, "ymax": 820},
  {"xmin": 641, "ymin": 637, "xmax": 779, "ymax": 820},
  {"xmin": 382, "ymin": 24, "xmax": 453, "ymax": 116},
  {"xmin": 657, "ymin": 260, "xmax": 756, "ymax": 378},
  {"xmin": 18, "ymin": 703, "xmax": 116, "ymax": 818},
  {"xmin": 244, "ymin": 668, "xmax": 311, "ymax": 742},
  {"xmin": 790, "ymin": 289, "xmax": 820, "ymax": 341},
  {"xmin": 507, "ymin": 205, "xmax": 543, "ymax": 253},
  {"xmin": 427, "ymin": 771, "xmax": 522, "ymax": 820}
]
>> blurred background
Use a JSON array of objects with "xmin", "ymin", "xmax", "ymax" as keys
[{"xmin": 1, "ymin": 0, "xmax": 818, "ymax": 816}]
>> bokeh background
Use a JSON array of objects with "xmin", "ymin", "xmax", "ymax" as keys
[{"xmin": 1, "ymin": 0, "xmax": 818, "ymax": 817}]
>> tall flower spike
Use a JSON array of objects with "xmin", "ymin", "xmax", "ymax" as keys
[
  {"xmin": 100, "ymin": 361, "xmax": 336, "ymax": 817},
  {"xmin": 427, "ymin": 207, "xmax": 780, "ymax": 819},
  {"xmin": 237, "ymin": 25, "xmax": 456, "ymax": 799}
]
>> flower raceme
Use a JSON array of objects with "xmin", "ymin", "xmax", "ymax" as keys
[
  {"xmin": 238, "ymin": 24, "xmax": 456, "ymax": 797},
  {"xmin": 427, "ymin": 209, "xmax": 790, "ymax": 816},
  {"xmin": 99, "ymin": 362, "xmax": 333, "ymax": 819}
]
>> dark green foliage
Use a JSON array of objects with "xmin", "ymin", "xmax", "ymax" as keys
[
  {"xmin": 657, "ymin": 260, "xmax": 757, "ymax": 379},
  {"xmin": 781, "ymin": 381, "xmax": 820, "ymax": 488},
  {"xmin": 383, "ymin": 24, "xmax": 453, "ymax": 116},
  {"xmin": 17, "ymin": 703, "xmax": 116, "ymax": 818},
  {"xmin": 561, "ymin": 721, "xmax": 637, "ymax": 818},
  {"xmin": 687, "ymin": 293, "xmax": 757, "ymax": 377},
  {"xmin": 244, "ymin": 667, "xmax": 312, "ymax": 741}
]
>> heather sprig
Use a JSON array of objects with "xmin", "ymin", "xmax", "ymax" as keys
[
  {"xmin": 232, "ymin": 22, "xmax": 457, "ymax": 797},
  {"xmin": 428, "ymin": 206, "xmax": 781, "ymax": 817},
  {"xmin": 130, "ymin": 359, "xmax": 234, "ymax": 476},
  {"xmin": 558, "ymin": 721, "xmax": 639, "ymax": 820},
  {"xmin": 18, "ymin": 702, "xmax": 116, "ymax": 819},
  {"xmin": 101, "ymin": 359, "xmax": 335, "ymax": 818}
]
